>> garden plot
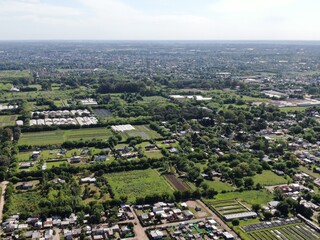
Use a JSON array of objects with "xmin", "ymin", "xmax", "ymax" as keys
[
  {"xmin": 245, "ymin": 219, "xmax": 320, "ymax": 240},
  {"xmin": 209, "ymin": 199, "xmax": 257, "ymax": 221},
  {"xmin": 93, "ymin": 108, "xmax": 113, "ymax": 118}
]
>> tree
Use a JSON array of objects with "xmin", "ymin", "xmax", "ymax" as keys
[
  {"xmin": 276, "ymin": 201, "xmax": 289, "ymax": 216},
  {"xmin": 263, "ymin": 211, "xmax": 273, "ymax": 220},
  {"xmin": 273, "ymin": 188, "xmax": 284, "ymax": 201},
  {"xmin": 232, "ymin": 219, "xmax": 239, "ymax": 226},
  {"xmin": 244, "ymin": 177, "xmax": 254, "ymax": 189},
  {"xmin": 252, "ymin": 204, "xmax": 261, "ymax": 212}
]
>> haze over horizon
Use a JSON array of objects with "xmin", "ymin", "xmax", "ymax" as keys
[{"xmin": 0, "ymin": 0, "xmax": 319, "ymax": 41}]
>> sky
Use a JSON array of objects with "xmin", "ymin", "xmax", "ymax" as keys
[{"xmin": 0, "ymin": 0, "xmax": 319, "ymax": 40}]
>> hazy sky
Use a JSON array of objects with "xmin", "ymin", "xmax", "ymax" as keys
[{"xmin": 0, "ymin": 0, "xmax": 319, "ymax": 40}]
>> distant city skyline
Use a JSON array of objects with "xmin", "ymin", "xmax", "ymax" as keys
[{"xmin": 0, "ymin": 0, "xmax": 319, "ymax": 40}]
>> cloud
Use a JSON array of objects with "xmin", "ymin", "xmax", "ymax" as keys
[
  {"xmin": 0, "ymin": 0, "xmax": 319, "ymax": 40},
  {"xmin": 0, "ymin": 0, "xmax": 82, "ymax": 17}
]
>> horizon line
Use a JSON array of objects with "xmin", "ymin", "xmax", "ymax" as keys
[{"xmin": 0, "ymin": 39, "xmax": 320, "ymax": 42}]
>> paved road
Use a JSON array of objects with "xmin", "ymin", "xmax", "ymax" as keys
[{"xmin": 0, "ymin": 181, "xmax": 9, "ymax": 223}]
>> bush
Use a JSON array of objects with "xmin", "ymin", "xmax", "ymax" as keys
[{"xmin": 232, "ymin": 219, "xmax": 239, "ymax": 226}]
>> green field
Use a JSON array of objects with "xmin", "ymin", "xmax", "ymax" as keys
[
  {"xmin": 211, "ymin": 189, "xmax": 273, "ymax": 206},
  {"xmin": 0, "ymin": 70, "xmax": 31, "ymax": 81},
  {"xmin": 253, "ymin": 170, "xmax": 288, "ymax": 186},
  {"xmin": 203, "ymin": 180, "xmax": 234, "ymax": 192},
  {"xmin": 120, "ymin": 125, "xmax": 162, "ymax": 140},
  {"xmin": 0, "ymin": 115, "xmax": 17, "ymax": 127},
  {"xmin": 105, "ymin": 169, "xmax": 174, "ymax": 202},
  {"xmin": 279, "ymin": 106, "xmax": 308, "ymax": 112},
  {"xmin": 19, "ymin": 128, "xmax": 113, "ymax": 146},
  {"xmin": 6, "ymin": 191, "xmax": 41, "ymax": 216}
]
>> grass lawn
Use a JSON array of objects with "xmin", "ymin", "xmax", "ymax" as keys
[
  {"xmin": 0, "ymin": 115, "xmax": 17, "ymax": 127},
  {"xmin": 105, "ymin": 169, "xmax": 174, "ymax": 202},
  {"xmin": 203, "ymin": 180, "xmax": 234, "ymax": 192},
  {"xmin": 210, "ymin": 189, "xmax": 273, "ymax": 206},
  {"xmin": 253, "ymin": 170, "xmax": 289, "ymax": 186},
  {"xmin": 120, "ymin": 125, "xmax": 162, "ymax": 140},
  {"xmin": 144, "ymin": 151, "xmax": 163, "ymax": 159},
  {"xmin": 19, "ymin": 127, "xmax": 113, "ymax": 146}
]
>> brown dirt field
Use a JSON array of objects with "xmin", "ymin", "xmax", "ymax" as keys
[{"xmin": 164, "ymin": 174, "xmax": 189, "ymax": 191}]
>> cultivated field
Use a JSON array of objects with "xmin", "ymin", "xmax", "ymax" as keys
[
  {"xmin": 93, "ymin": 108, "xmax": 113, "ymax": 118},
  {"xmin": 19, "ymin": 128, "xmax": 113, "ymax": 146},
  {"xmin": 209, "ymin": 199, "xmax": 250, "ymax": 216},
  {"xmin": 0, "ymin": 115, "xmax": 17, "ymax": 127},
  {"xmin": 243, "ymin": 219, "xmax": 320, "ymax": 240},
  {"xmin": 164, "ymin": 174, "xmax": 189, "ymax": 191},
  {"xmin": 106, "ymin": 169, "xmax": 174, "ymax": 202}
]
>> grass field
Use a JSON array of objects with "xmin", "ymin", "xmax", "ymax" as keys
[
  {"xmin": 211, "ymin": 189, "xmax": 273, "ymax": 206},
  {"xmin": 120, "ymin": 125, "xmax": 162, "ymax": 140},
  {"xmin": 19, "ymin": 128, "xmax": 113, "ymax": 146},
  {"xmin": 253, "ymin": 170, "xmax": 288, "ymax": 186},
  {"xmin": 0, "ymin": 70, "xmax": 31, "ymax": 81},
  {"xmin": 6, "ymin": 191, "xmax": 41, "ymax": 216},
  {"xmin": 203, "ymin": 180, "xmax": 234, "ymax": 192},
  {"xmin": 105, "ymin": 169, "xmax": 174, "ymax": 202},
  {"xmin": 279, "ymin": 106, "xmax": 308, "ymax": 112},
  {"xmin": 0, "ymin": 115, "xmax": 17, "ymax": 127}
]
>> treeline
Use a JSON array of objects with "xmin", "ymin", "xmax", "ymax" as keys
[{"xmin": 97, "ymin": 81, "xmax": 146, "ymax": 94}]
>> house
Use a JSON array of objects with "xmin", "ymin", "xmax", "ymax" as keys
[
  {"xmin": 81, "ymin": 177, "xmax": 96, "ymax": 183},
  {"xmin": 223, "ymin": 232, "xmax": 234, "ymax": 240},
  {"xmin": 70, "ymin": 156, "xmax": 81, "ymax": 163},
  {"xmin": 9, "ymin": 86, "xmax": 20, "ymax": 92},
  {"xmin": 17, "ymin": 182, "xmax": 34, "ymax": 190},
  {"xmin": 145, "ymin": 144, "xmax": 157, "ymax": 150},
  {"xmin": 95, "ymin": 155, "xmax": 107, "ymax": 162},
  {"xmin": 150, "ymin": 230, "xmax": 164, "ymax": 239},
  {"xmin": 20, "ymin": 162, "xmax": 34, "ymax": 169},
  {"xmin": 183, "ymin": 210, "xmax": 194, "ymax": 219},
  {"xmin": 273, "ymin": 170, "xmax": 285, "ymax": 176},
  {"xmin": 31, "ymin": 151, "xmax": 41, "ymax": 159},
  {"xmin": 45, "ymin": 229, "xmax": 54, "ymax": 240},
  {"xmin": 43, "ymin": 218, "xmax": 53, "ymax": 228}
]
